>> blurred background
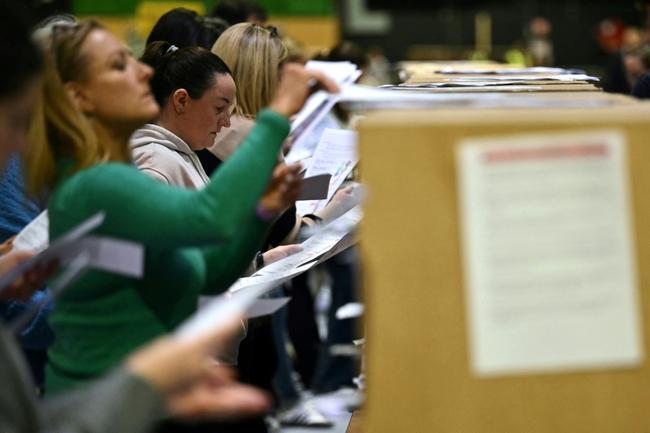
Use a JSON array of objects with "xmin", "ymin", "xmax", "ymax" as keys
[{"xmin": 26, "ymin": 0, "xmax": 650, "ymax": 99}]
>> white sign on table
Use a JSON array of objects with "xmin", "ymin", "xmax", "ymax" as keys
[{"xmin": 457, "ymin": 129, "xmax": 642, "ymax": 377}]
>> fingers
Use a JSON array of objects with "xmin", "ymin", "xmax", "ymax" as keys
[
  {"xmin": 278, "ymin": 244, "xmax": 302, "ymax": 256},
  {"xmin": 305, "ymin": 69, "xmax": 340, "ymax": 94},
  {"xmin": 168, "ymin": 384, "xmax": 271, "ymax": 421}
]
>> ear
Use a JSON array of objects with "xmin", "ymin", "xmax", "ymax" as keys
[
  {"xmin": 64, "ymin": 82, "xmax": 95, "ymax": 114},
  {"xmin": 172, "ymin": 89, "xmax": 190, "ymax": 114}
]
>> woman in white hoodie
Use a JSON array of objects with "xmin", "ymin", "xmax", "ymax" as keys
[
  {"xmin": 131, "ymin": 42, "xmax": 235, "ymax": 189},
  {"xmin": 130, "ymin": 42, "xmax": 300, "ymax": 269}
]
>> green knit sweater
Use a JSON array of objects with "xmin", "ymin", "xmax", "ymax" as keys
[{"xmin": 45, "ymin": 109, "xmax": 289, "ymax": 394}]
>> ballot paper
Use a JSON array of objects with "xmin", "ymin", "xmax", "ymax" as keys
[
  {"xmin": 339, "ymin": 84, "xmax": 614, "ymax": 110},
  {"xmin": 78, "ymin": 236, "xmax": 144, "ymax": 278},
  {"xmin": 438, "ymin": 66, "xmax": 580, "ymax": 75},
  {"xmin": 286, "ymin": 112, "xmax": 341, "ymax": 163},
  {"xmin": 10, "ymin": 252, "xmax": 90, "ymax": 333},
  {"xmin": 229, "ymin": 205, "xmax": 363, "ymax": 294},
  {"xmin": 246, "ymin": 297, "xmax": 291, "ymax": 319},
  {"xmin": 197, "ymin": 295, "xmax": 291, "ymax": 319},
  {"xmin": 457, "ymin": 129, "xmax": 642, "ymax": 377},
  {"xmin": 0, "ymin": 213, "xmax": 104, "ymax": 293},
  {"xmin": 178, "ymin": 206, "xmax": 363, "ymax": 339},
  {"xmin": 296, "ymin": 129, "xmax": 359, "ymax": 216},
  {"xmin": 5, "ymin": 210, "xmax": 143, "ymax": 280},
  {"xmin": 12, "ymin": 210, "xmax": 49, "ymax": 252},
  {"xmin": 288, "ymin": 61, "xmax": 361, "ymax": 161}
]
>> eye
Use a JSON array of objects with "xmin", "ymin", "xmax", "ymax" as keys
[{"xmin": 112, "ymin": 52, "xmax": 129, "ymax": 71}]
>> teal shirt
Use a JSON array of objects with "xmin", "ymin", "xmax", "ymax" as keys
[{"xmin": 45, "ymin": 110, "xmax": 289, "ymax": 393}]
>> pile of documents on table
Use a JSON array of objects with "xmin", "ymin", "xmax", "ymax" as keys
[{"xmin": 389, "ymin": 62, "xmax": 601, "ymax": 93}]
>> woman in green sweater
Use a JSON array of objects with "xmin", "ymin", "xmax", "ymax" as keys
[{"xmin": 24, "ymin": 20, "xmax": 338, "ymax": 396}]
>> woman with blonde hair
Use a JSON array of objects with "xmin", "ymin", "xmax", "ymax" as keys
[
  {"xmin": 23, "ymin": 18, "xmax": 337, "ymax": 415},
  {"xmin": 207, "ymin": 23, "xmax": 287, "ymax": 163}
]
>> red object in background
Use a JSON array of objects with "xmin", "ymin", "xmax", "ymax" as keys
[{"xmin": 596, "ymin": 18, "xmax": 626, "ymax": 53}]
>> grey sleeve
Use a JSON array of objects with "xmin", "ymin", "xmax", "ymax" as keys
[{"xmin": 42, "ymin": 368, "xmax": 166, "ymax": 433}]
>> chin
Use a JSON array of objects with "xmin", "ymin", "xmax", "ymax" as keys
[{"xmin": 140, "ymin": 105, "xmax": 161, "ymax": 123}]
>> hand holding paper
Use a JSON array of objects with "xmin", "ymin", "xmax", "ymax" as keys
[{"xmin": 0, "ymin": 249, "xmax": 57, "ymax": 301}]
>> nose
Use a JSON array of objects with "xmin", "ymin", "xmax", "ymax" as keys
[{"xmin": 138, "ymin": 61, "xmax": 154, "ymax": 81}]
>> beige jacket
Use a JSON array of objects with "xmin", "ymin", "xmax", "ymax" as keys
[{"xmin": 130, "ymin": 124, "xmax": 209, "ymax": 189}]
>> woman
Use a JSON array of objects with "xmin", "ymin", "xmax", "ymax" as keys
[
  {"xmin": 130, "ymin": 42, "xmax": 302, "ymax": 370},
  {"xmin": 0, "ymin": 4, "xmax": 269, "ymax": 432},
  {"xmin": 210, "ymin": 23, "xmax": 354, "ymax": 224},
  {"xmin": 210, "ymin": 23, "xmax": 358, "ymax": 418},
  {"xmin": 208, "ymin": 23, "xmax": 286, "ymax": 167},
  {"xmin": 23, "ymin": 19, "xmax": 337, "ymax": 400}
]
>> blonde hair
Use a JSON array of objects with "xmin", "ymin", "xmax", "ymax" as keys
[
  {"xmin": 212, "ymin": 23, "xmax": 287, "ymax": 118},
  {"xmin": 25, "ymin": 20, "xmax": 129, "ymax": 196}
]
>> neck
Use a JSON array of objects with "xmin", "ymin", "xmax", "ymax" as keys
[
  {"xmin": 91, "ymin": 118, "xmax": 133, "ymax": 161},
  {"xmin": 157, "ymin": 111, "xmax": 195, "ymax": 150}
]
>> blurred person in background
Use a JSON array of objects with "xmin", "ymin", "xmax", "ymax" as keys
[
  {"xmin": 527, "ymin": 17, "xmax": 554, "ymax": 66},
  {"xmin": 147, "ymin": 7, "xmax": 229, "ymax": 53},
  {"xmin": 211, "ymin": 0, "xmax": 268, "ymax": 26}
]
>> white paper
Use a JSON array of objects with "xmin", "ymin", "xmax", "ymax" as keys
[
  {"xmin": 10, "ymin": 252, "xmax": 90, "ymax": 333},
  {"xmin": 0, "ymin": 213, "xmax": 104, "ymax": 293},
  {"xmin": 288, "ymin": 61, "xmax": 361, "ymax": 160},
  {"xmin": 12, "ymin": 210, "xmax": 49, "ymax": 252},
  {"xmin": 178, "ymin": 207, "xmax": 363, "ymax": 339},
  {"xmin": 245, "ymin": 297, "xmax": 291, "ymax": 319},
  {"xmin": 230, "ymin": 205, "xmax": 363, "ymax": 294},
  {"xmin": 176, "ymin": 281, "xmax": 274, "ymax": 339},
  {"xmin": 286, "ymin": 113, "xmax": 340, "ymax": 164},
  {"xmin": 78, "ymin": 236, "xmax": 144, "ymax": 278},
  {"xmin": 339, "ymin": 84, "xmax": 614, "ymax": 111},
  {"xmin": 457, "ymin": 129, "xmax": 642, "ymax": 377},
  {"xmin": 296, "ymin": 129, "xmax": 359, "ymax": 216},
  {"xmin": 438, "ymin": 66, "xmax": 575, "ymax": 75}
]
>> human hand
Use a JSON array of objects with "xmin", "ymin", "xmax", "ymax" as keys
[
  {"xmin": 126, "ymin": 317, "xmax": 270, "ymax": 421},
  {"xmin": 269, "ymin": 63, "xmax": 340, "ymax": 118},
  {"xmin": 0, "ymin": 250, "xmax": 57, "ymax": 301},
  {"xmin": 166, "ymin": 365, "xmax": 270, "ymax": 421},
  {"xmin": 315, "ymin": 185, "xmax": 357, "ymax": 224},
  {"xmin": 0, "ymin": 236, "xmax": 15, "ymax": 255},
  {"xmin": 262, "ymin": 244, "xmax": 302, "ymax": 267},
  {"xmin": 258, "ymin": 163, "xmax": 302, "ymax": 217}
]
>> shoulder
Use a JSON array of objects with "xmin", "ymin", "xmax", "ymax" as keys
[{"xmin": 133, "ymin": 143, "xmax": 183, "ymax": 173}]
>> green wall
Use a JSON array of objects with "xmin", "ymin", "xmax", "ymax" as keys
[{"xmin": 73, "ymin": 0, "xmax": 333, "ymax": 16}]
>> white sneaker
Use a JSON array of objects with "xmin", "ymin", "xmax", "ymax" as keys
[{"xmin": 278, "ymin": 401, "xmax": 334, "ymax": 428}]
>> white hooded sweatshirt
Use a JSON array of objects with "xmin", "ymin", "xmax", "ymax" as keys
[{"xmin": 130, "ymin": 124, "xmax": 209, "ymax": 189}]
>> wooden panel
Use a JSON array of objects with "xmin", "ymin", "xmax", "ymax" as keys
[{"xmin": 358, "ymin": 103, "xmax": 650, "ymax": 433}]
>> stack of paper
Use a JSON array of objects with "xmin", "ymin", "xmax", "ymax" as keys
[{"xmin": 396, "ymin": 62, "xmax": 600, "ymax": 93}]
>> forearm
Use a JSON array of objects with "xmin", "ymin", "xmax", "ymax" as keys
[{"xmin": 52, "ymin": 110, "xmax": 289, "ymax": 250}]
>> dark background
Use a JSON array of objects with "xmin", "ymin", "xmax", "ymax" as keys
[{"xmin": 339, "ymin": 0, "xmax": 644, "ymax": 70}]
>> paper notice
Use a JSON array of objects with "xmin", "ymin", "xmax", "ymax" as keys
[{"xmin": 457, "ymin": 129, "xmax": 642, "ymax": 377}]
